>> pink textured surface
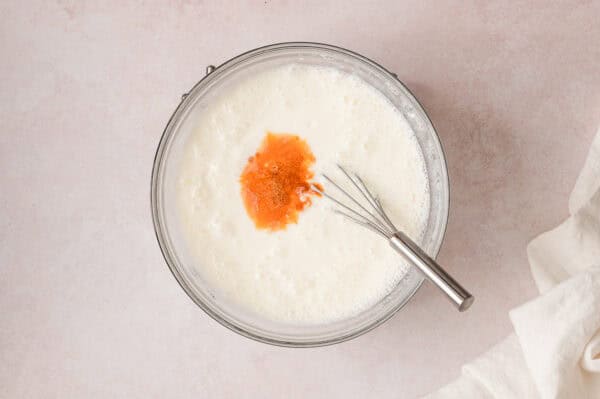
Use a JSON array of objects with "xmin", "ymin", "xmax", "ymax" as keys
[{"xmin": 2, "ymin": 1, "xmax": 600, "ymax": 397}]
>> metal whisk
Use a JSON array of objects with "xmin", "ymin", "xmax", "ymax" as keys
[{"xmin": 313, "ymin": 165, "xmax": 474, "ymax": 312}]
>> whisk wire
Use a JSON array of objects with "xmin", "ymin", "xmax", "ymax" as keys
[
  {"xmin": 337, "ymin": 167, "xmax": 385, "ymax": 222},
  {"xmin": 321, "ymin": 173, "xmax": 392, "ymax": 237},
  {"xmin": 332, "ymin": 209, "xmax": 390, "ymax": 238},
  {"xmin": 346, "ymin": 169, "xmax": 398, "ymax": 232},
  {"xmin": 311, "ymin": 185, "xmax": 383, "ymax": 234},
  {"xmin": 375, "ymin": 197, "xmax": 397, "ymax": 231}
]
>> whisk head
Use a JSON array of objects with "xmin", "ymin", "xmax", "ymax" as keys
[{"xmin": 312, "ymin": 165, "xmax": 399, "ymax": 239}]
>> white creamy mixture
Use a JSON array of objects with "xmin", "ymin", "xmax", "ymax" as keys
[{"xmin": 177, "ymin": 64, "xmax": 430, "ymax": 324}]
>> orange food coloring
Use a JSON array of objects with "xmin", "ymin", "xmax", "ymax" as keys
[{"xmin": 240, "ymin": 132, "xmax": 322, "ymax": 231}]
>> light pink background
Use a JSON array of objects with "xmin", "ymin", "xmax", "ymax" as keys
[{"xmin": 2, "ymin": 1, "xmax": 600, "ymax": 398}]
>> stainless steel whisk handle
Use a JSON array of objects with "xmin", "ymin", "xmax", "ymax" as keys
[{"xmin": 389, "ymin": 232, "xmax": 474, "ymax": 311}]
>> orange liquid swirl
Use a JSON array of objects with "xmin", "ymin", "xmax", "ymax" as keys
[{"xmin": 240, "ymin": 132, "xmax": 322, "ymax": 231}]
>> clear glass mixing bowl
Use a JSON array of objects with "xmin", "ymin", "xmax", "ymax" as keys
[{"xmin": 151, "ymin": 42, "xmax": 449, "ymax": 346}]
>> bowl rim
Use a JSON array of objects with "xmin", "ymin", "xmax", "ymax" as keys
[{"xmin": 150, "ymin": 42, "xmax": 450, "ymax": 347}]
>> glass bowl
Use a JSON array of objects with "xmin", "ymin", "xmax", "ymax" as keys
[{"xmin": 151, "ymin": 42, "xmax": 449, "ymax": 347}]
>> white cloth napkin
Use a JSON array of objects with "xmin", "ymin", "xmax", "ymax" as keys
[{"xmin": 424, "ymin": 128, "xmax": 600, "ymax": 399}]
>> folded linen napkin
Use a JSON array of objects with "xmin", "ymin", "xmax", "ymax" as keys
[{"xmin": 424, "ymin": 127, "xmax": 600, "ymax": 399}]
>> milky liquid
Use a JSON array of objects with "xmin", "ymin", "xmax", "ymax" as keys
[{"xmin": 177, "ymin": 64, "xmax": 430, "ymax": 324}]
